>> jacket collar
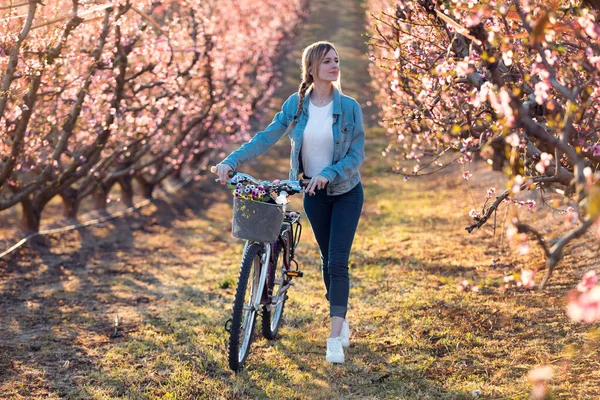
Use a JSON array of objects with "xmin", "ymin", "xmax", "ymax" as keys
[{"xmin": 302, "ymin": 86, "xmax": 342, "ymax": 115}]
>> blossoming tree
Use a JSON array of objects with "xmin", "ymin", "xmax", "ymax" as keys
[
  {"xmin": 367, "ymin": 0, "xmax": 600, "ymax": 288},
  {"xmin": 0, "ymin": 0, "xmax": 305, "ymax": 232}
]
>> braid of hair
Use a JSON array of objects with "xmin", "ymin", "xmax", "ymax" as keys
[
  {"xmin": 294, "ymin": 79, "xmax": 310, "ymax": 119},
  {"xmin": 283, "ymin": 75, "xmax": 313, "ymax": 138}
]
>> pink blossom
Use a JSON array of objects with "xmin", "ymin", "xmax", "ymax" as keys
[
  {"xmin": 463, "ymin": 170, "xmax": 473, "ymax": 180},
  {"xmin": 567, "ymin": 286, "xmax": 600, "ymax": 323},
  {"xmin": 506, "ymin": 223, "xmax": 518, "ymax": 242},
  {"xmin": 528, "ymin": 366, "xmax": 553, "ymax": 400},
  {"xmin": 485, "ymin": 187, "xmax": 496, "ymax": 200},
  {"xmin": 565, "ymin": 206, "xmax": 578, "ymax": 227},
  {"xmin": 511, "ymin": 175, "xmax": 524, "ymax": 193},
  {"xmin": 577, "ymin": 271, "xmax": 598, "ymax": 292},
  {"xmin": 469, "ymin": 209, "xmax": 480, "ymax": 218},
  {"xmin": 506, "ymin": 133, "xmax": 520, "ymax": 147},
  {"xmin": 528, "ymin": 365, "xmax": 553, "ymax": 383},
  {"xmin": 517, "ymin": 242, "xmax": 530, "ymax": 256},
  {"xmin": 457, "ymin": 280, "xmax": 470, "ymax": 292},
  {"xmin": 455, "ymin": 61, "xmax": 469, "ymax": 77},
  {"xmin": 520, "ymin": 269, "xmax": 535, "ymax": 288},
  {"xmin": 535, "ymin": 152, "xmax": 553, "ymax": 174}
]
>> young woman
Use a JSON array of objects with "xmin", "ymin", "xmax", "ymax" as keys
[{"xmin": 215, "ymin": 41, "xmax": 365, "ymax": 364}]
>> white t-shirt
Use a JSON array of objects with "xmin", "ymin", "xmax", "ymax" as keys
[{"xmin": 302, "ymin": 99, "xmax": 334, "ymax": 178}]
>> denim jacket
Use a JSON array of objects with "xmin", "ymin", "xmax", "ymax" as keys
[{"xmin": 221, "ymin": 87, "xmax": 365, "ymax": 195}]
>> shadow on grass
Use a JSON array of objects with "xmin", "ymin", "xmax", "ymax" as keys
[
  {"xmin": 0, "ymin": 176, "xmax": 232, "ymax": 398},
  {"xmin": 238, "ymin": 328, "xmax": 472, "ymax": 399}
]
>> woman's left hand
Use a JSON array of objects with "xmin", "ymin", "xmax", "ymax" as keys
[{"xmin": 305, "ymin": 175, "xmax": 329, "ymax": 195}]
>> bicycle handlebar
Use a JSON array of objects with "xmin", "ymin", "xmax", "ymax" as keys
[{"xmin": 210, "ymin": 166, "xmax": 309, "ymax": 195}]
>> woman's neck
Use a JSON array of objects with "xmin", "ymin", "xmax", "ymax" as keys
[{"xmin": 310, "ymin": 82, "xmax": 334, "ymax": 103}]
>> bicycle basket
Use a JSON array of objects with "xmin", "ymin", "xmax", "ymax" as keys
[{"xmin": 232, "ymin": 197, "xmax": 285, "ymax": 242}]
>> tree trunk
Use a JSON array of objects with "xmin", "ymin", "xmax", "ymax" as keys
[
  {"xmin": 118, "ymin": 176, "xmax": 134, "ymax": 207},
  {"xmin": 172, "ymin": 167, "xmax": 183, "ymax": 181},
  {"xmin": 60, "ymin": 188, "xmax": 81, "ymax": 219},
  {"xmin": 490, "ymin": 137, "xmax": 506, "ymax": 172},
  {"xmin": 20, "ymin": 196, "xmax": 42, "ymax": 233},
  {"xmin": 93, "ymin": 182, "xmax": 112, "ymax": 210},
  {"xmin": 136, "ymin": 176, "xmax": 155, "ymax": 199}
]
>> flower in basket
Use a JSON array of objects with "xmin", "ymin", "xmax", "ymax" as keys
[{"xmin": 231, "ymin": 182, "xmax": 272, "ymax": 203}]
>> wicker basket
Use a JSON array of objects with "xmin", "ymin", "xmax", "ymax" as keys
[{"xmin": 232, "ymin": 197, "xmax": 285, "ymax": 242}]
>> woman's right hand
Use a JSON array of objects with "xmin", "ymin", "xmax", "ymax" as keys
[{"xmin": 214, "ymin": 163, "xmax": 233, "ymax": 184}]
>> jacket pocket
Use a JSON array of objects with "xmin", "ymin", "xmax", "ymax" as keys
[{"xmin": 340, "ymin": 123, "xmax": 354, "ymax": 143}]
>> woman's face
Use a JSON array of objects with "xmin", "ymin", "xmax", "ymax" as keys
[{"xmin": 314, "ymin": 49, "xmax": 339, "ymax": 82}]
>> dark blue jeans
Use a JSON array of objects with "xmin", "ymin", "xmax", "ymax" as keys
[{"xmin": 303, "ymin": 182, "xmax": 364, "ymax": 318}]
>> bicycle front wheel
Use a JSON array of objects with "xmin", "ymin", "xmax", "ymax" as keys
[
  {"xmin": 228, "ymin": 242, "xmax": 263, "ymax": 372},
  {"xmin": 262, "ymin": 229, "xmax": 292, "ymax": 340}
]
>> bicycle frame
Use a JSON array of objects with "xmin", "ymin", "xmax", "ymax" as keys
[
  {"xmin": 244, "ymin": 210, "xmax": 302, "ymax": 313},
  {"xmin": 218, "ymin": 167, "xmax": 307, "ymax": 371}
]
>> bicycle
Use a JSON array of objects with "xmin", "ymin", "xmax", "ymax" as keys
[{"xmin": 211, "ymin": 167, "xmax": 308, "ymax": 372}]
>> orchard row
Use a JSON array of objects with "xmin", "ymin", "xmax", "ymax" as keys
[
  {"xmin": 367, "ymin": 0, "xmax": 600, "ymax": 288},
  {"xmin": 0, "ymin": 0, "xmax": 306, "ymax": 232}
]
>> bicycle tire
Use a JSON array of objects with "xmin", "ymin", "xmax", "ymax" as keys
[
  {"xmin": 262, "ymin": 229, "xmax": 292, "ymax": 340},
  {"xmin": 228, "ymin": 242, "xmax": 263, "ymax": 372}
]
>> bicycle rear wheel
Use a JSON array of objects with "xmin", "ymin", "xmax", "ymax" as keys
[
  {"xmin": 262, "ymin": 229, "xmax": 292, "ymax": 340},
  {"xmin": 228, "ymin": 242, "xmax": 263, "ymax": 372}
]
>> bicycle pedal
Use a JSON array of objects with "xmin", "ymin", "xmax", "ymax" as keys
[{"xmin": 285, "ymin": 270, "xmax": 303, "ymax": 278}]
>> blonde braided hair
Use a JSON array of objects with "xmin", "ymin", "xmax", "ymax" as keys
[{"xmin": 284, "ymin": 41, "xmax": 341, "ymax": 136}]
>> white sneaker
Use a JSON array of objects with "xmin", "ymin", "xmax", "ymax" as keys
[
  {"xmin": 340, "ymin": 320, "xmax": 350, "ymax": 348},
  {"xmin": 326, "ymin": 337, "xmax": 345, "ymax": 363}
]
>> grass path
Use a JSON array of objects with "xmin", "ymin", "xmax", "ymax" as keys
[{"xmin": 1, "ymin": 0, "xmax": 599, "ymax": 399}]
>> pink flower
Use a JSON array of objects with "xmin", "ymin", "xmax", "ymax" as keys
[
  {"xmin": 511, "ymin": 175, "xmax": 524, "ymax": 193},
  {"xmin": 463, "ymin": 170, "xmax": 473, "ymax": 180},
  {"xmin": 516, "ymin": 243, "xmax": 530, "ymax": 255},
  {"xmin": 469, "ymin": 209, "xmax": 480, "ymax": 219},
  {"xmin": 534, "ymin": 81, "xmax": 550, "ymax": 105},
  {"xmin": 567, "ymin": 286, "xmax": 600, "ymax": 323},
  {"xmin": 577, "ymin": 271, "xmax": 598, "ymax": 293},
  {"xmin": 506, "ymin": 133, "xmax": 520, "ymax": 147},
  {"xmin": 457, "ymin": 280, "xmax": 470, "ymax": 292},
  {"xmin": 506, "ymin": 223, "xmax": 518, "ymax": 242},
  {"xmin": 455, "ymin": 61, "xmax": 469, "ymax": 77},
  {"xmin": 528, "ymin": 365, "xmax": 554, "ymax": 383},
  {"xmin": 535, "ymin": 152, "xmax": 553, "ymax": 174},
  {"xmin": 565, "ymin": 206, "xmax": 578, "ymax": 227},
  {"xmin": 520, "ymin": 269, "xmax": 535, "ymax": 289},
  {"xmin": 528, "ymin": 366, "xmax": 553, "ymax": 399}
]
